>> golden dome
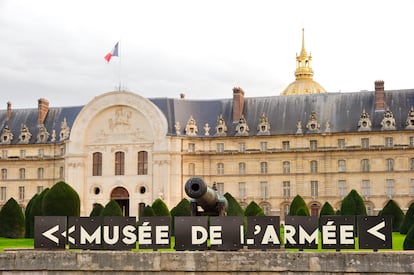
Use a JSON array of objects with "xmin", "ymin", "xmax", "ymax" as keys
[{"xmin": 281, "ymin": 29, "xmax": 326, "ymax": 96}]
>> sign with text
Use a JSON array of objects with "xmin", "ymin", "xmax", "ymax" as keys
[
  {"xmin": 34, "ymin": 215, "xmax": 393, "ymax": 251},
  {"xmin": 284, "ymin": 216, "xmax": 318, "ymax": 249},
  {"xmin": 246, "ymin": 216, "xmax": 280, "ymax": 250},
  {"xmin": 357, "ymin": 216, "xmax": 392, "ymax": 250},
  {"xmin": 320, "ymin": 216, "xmax": 355, "ymax": 250}
]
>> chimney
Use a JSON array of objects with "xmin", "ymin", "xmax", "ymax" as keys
[
  {"xmin": 180, "ymin": 93, "xmax": 185, "ymax": 99},
  {"xmin": 6, "ymin": 101, "xmax": 11, "ymax": 120},
  {"xmin": 232, "ymin": 87, "xmax": 245, "ymax": 122},
  {"xmin": 38, "ymin": 98, "xmax": 49, "ymax": 125},
  {"xmin": 375, "ymin": 80, "xmax": 385, "ymax": 111}
]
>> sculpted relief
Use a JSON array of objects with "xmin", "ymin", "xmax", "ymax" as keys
[{"xmin": 86, "ymin": 106, "xmax": 152, "ymax": 144}]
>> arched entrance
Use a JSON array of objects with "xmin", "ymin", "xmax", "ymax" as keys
[
  {"xmin": 310, "ymin": 203, "xmax": 320, "ymax": 217},
  {"xmin": 111, "ymin": 187, "xmax": 129, "ymax": 216}
]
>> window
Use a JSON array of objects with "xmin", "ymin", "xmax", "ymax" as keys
[
  {"xmin": 310, "ymin": 140, "xmax": 317, "ymax": 150},
  {"xmin": 338, "ymin": 180, "xmax": 347, "ymax": 197},
  {"xmin": 283, "ymin": 161, "xmax": 290, "ymax": 174},
  {"xmin": 239, "ymin": 182, "xmax": 246, "ymax": 200},
  {"xmin": 92, "ymin": 152, "xmax": 102, "ymax": 176},
  {"xmin": 239, "ymin": 162, "xmax": 246, "ymax": 175},
  {"xmin": 386, "ymin": 158, "xmax": 394, "ymax": 172},
  {"xmin": 386, "ymin": 179, "xmax": 395, "ymax": 197},
  {"xmin": 410, "ymin": 158, "xmax": 414, "ymax": 170},
  {"xmin": 2, "ymin": 149, "xmax": 7, "ymax": 159},
  {"xmin": 338, "ymin": 160, "xmax": 346, "ymax": 172},
  {"xmin": 361, "ymin": 159, "xmax": 370, "ymax": 172},
  {"xmin": 137, "ymin": 151, "xmax": 148, "ymax": 175},
  {"xmin": 216, "ymin": 182, "xmax": 224, "ymax": 195},
  {"xmin": 410, "ymin": 179, "xmax": 414, "ymax": 195},
  {"xmin": 260, "ymin": 181, "xmax": 268, "ymax": 200},
  {"xmin": 261, "ymin": 203, "xmax": 270, "ymax": 215},
  {"xmin": 260, "ymin": 142, "xmax": 268, "ymax": 152},
  {"xmin": 362, "ymin": 180, "xmax": 370, "ymax": 196},
  {"xmin": 38, "ymin": 168, "xmax": 44, "ymax": 179},
  {"xmin": 239, "ymin": 142, "xmax": 246, "ymax": 152},
  {"xmin": 217, "ymin": 143, "xmax": 224, "ymax": 153},
  {"xmin": 60, "ymin": 146, "xmax": 65, "ymax": 156},
  {"xmin": 1, "ymin": 168, "xmax": 6, "ymax": 180},
  {"xmin": 19, "ymin": 186, "xmax": 25, "ymax": 201},
  {"xmin": 38, "ymin": 149, "xmax": 44, "ymax": 158},
  {"xmin": 188, "ymin": 143, "xmax": 195, "ymax": 153},
  {"xmin": 283, "ymin": 181, "xmax": 290, "ymax": 198},
  {"xmin": 59, "ymin": 166, "xmax": 64, "ymax": 179},
  {"xmin": 311, "ymin": 181, "xmax": 318, "ymax": 197},
  {"xmin": 282, "ymin": 141, "xmax": 290, "ymax": 150},
  {"xmin": 19, "ymin": 168, "xmax": 25, "ymax": 180},
  {"xmin": 188, "ymin": 163, "xmax": 195, "ymax": 176},
  {"xmin": 20, "ymin": 150, "xmax": 26, "ymax": 158},
  {"xmin": 338, "ymin": 139, "xmax": 345, "ymax": 149},
  {"xmin": 310, "ymin": 160, "xmax": 318, "ymax": 173},
  {"xmin": 0, "ymin": 187, "xmax": 6, "ymax": 201},
  {"xmin": 283, "ymin": 204, "xmax": 290, "ymax": 217},
  {"xmin": 217, "ymin": 163, "xmax": 224, "ymax": 175},
  {"xmin": 115, "ymin": 151, "xmax": 125, "ymax": 175},
  {"xmin": 385, "ymin": 137, "xmax": 393, "ymax": 147},
  {"xmin": 260, "ymin": 162, "xmax": 268, "ymax": 174},
  {"xmin": 410, "ymin": 137, "xmax": 414, "ymax": 147},
  {"xmin": 361, "ymin": 138, "xmax": 370, "ymax": 149},
  {"xmin": 37, "ymin": 186, "xmax": 44, "ymax": 194}
]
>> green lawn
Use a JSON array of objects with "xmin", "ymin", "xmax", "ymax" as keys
[{"xmin": 0, "ymin": 233, "xmax": 407, "ymax": 252}]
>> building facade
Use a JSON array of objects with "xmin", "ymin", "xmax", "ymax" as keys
[{"xmin": 1, "ymin": 31, "xmax": 414, "ymax": 219}]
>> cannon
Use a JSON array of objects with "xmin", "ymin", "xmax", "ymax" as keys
[{"xmin": 184, "ymin": 177, "xmax": 228, "ymax": 216}]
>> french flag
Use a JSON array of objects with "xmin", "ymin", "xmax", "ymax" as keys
[{"xmin": 104, "ymin": 42, "xmax": 119, "ymax": 63}]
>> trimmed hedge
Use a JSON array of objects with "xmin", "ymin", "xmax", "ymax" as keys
[
  {"xmin": 288, "ymin": 195, "xmax": 309, "ymax": 216},
  {"xmin": 141, "ymin": 205, "xmax": 156, "ymax": 217},
  {"xmin": 340, "ymin": 189, "xmax": 367, "ymax": 216},
  {"xmin": 24, "ymin": 193, "xmax": 38, "ymax": 238},
  {"xmin": 380, "ymin": 199, "xmax": 404, "ymax": 232},
  {"xmin": 42, "ymin": 181, "xmax": 80, "ymax": 216},
  {"xmin": 400, "ymin": 203, "xmax": 414, "ymax": 234},
  {"xmin": 245, "ymin": 201, "xmax": 265, "ymax": 216},
  {"xmin": 152, "ymin": 198, "xmax": 171, "ymax": 217},
  {"xmin": 224, "ymin": 192, "xmax": 244, "ymax": 216},
  {"xmin": 0, "ymin": 198, "xmax": 25, "ymax": 238},
  {"xmin": 89, "ymin": 203, "xmax": 104, "ymax": 217},
  {"xmin": 319, "ymin": 202, "xmax": 335, "ymax": 217},
  {"xmin": 101, "ymin": 200, "xmax": 123, "ymax": 216}
]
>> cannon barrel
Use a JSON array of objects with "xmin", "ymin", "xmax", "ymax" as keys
[{"xmin": 185, "ymin": 177, "xmax": 228, "ymax": 216}]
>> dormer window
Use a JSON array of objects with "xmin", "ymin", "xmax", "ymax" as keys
[
  {"xmin": 235, "ymin": 115, "xmax": 249, "ymax": 136},
  {"xmin": 0, "ymin": 125, "xmax": 13, "ymax": 144},
  {"xmin": 358, "ymin": 109, "xmax": 372, "ymax": 131},
  {"xmin": 185, "ymin": 116, "xmax": 198, "ymax": 137},
  {"xmin": 257, "ymin": 113, "xmax": 270, "ymax": 135}
]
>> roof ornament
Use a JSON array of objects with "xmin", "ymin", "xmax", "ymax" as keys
[
  {"xmin": 215, "ymin": 114, "xmax": 228, "ymax": 136},
  {"xmin": 203, "ymin": 123, "xmax": 210, "ymax": 136},
  {"xmin": 324, "ymin": 120, "xmax": 331, "ymax": 134},
  {"xmin": 235, "ymin": 115, "xmax": 249, "ymax": 136},
  {"xmin": 405, "ymin": 106, "xmax": 414, "ymax": 130},
  {"xmin": 59, "ymin": 117, "xmax": 71, "ymax": 141},
  {"xmin": 296, "ymin": 120, "xmax": 303, "ymax": 134},
  {"xmin": 174, "ymin": 121, "xmax": 181, "ymax": 135},
  {"xmin": 257, "ymin": 113, "xmax": 270, "ymax": 135},
  {"xmin": 185, "ymin": 115, "xmax": 198, "ymax": 136},
  {"xmin": 18, "ymin": 124, "xmax": 32, "ymax": 144},
  {"xmin": 357, "ymin": 109, "xmax": 372, "ymax": 131},
  {"xmin": 37, "ymin": 124, "xmax": 50, "ymax": 143},
  {"xmin": 306, "ymin": 111, "xmax": 320, "ymax": 132},
  {"xmin": 0, "ymin": 124, "xmax": 13, "ymax": 144},
  {"xmin": 381, "ymin": 108, "xmax": 396, "ymax": 131}
]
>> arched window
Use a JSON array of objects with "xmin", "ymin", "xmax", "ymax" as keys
[
  {"xmin": 115, "ymin": 151, "xmax": 125, "ymax": 175},
  {"xmin": 92, "ymin": 152, "xmax": 102, "ymax": 176},
  {"xmin": 137, "ymin": 151, "xmax": 148, "ymax": 175}
]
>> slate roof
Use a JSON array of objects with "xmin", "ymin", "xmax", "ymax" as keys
[{"xmin": 1, "ymin": 89, "xmax": 414, "ymax": 144}]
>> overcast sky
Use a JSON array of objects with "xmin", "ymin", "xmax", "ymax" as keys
[{"xmin": 1, "ymin": 0, "xmax": 413, "ymax": 108}]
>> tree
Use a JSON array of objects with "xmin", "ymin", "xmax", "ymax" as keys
[
  {"xmin": 224, "ymin": 192, "xmax": 244, "ymax": 216},
  {"xmin": 401, "ymin": 203, "xmax": 414, "ymax": 234},
  {"xmin": 404, "ymin": 224, "xmax": 414, "ymax": 250},
  {"xmin": 89, "ymin": 203, "xmax": 104, "ymax": 216},
  {"xmin": 244, "ymin": 201, "xmax": 265, "ymax": 216},
  {"xmin": 152, "ymin": 198, "xmax": 171, "ymax": 217},
  {"xmin": 42, "ymin": 181, "xmax": 80, "ymax": 216},
  {"xmin": 141, "ymin": 205, "xmax": 156, "ymax": 217},
  {"xmin": 380, "ymin": 199, "xmax": 404, "ymax": 232},
  {"xmin": 319, "ymin": 202, "xmax": 335, "ymax": 217},
  {"xmin": 340, "ymin": 189, "xmax": 367, "ymax": 216},
  {"xmin": 24, "ymin": 193, "xmax": 38, "ymax": 238},
  {"xmin": 101, "ymin": 200, "xmax": 123, "ymax": 216},
  {"xmin": 288, "ymin": 195, "xmax": 309, "ymax": 216},
  {"xmin": 0, "ymin": 198, "xmax": 25, "ymax": 238}
]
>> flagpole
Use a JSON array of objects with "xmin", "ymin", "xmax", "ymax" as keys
[{"xmin": 118, "ymin": 38, "xmax": 122, "ymax": 91}]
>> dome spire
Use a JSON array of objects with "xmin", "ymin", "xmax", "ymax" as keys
[{"xmin": 280, "ymin": 29, "xmax": 326, "ymax": 95}]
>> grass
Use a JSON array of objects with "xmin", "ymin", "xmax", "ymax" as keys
[{"xmin": 0, "ymin": 233, "xmax": 407, "ymax": 252}]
